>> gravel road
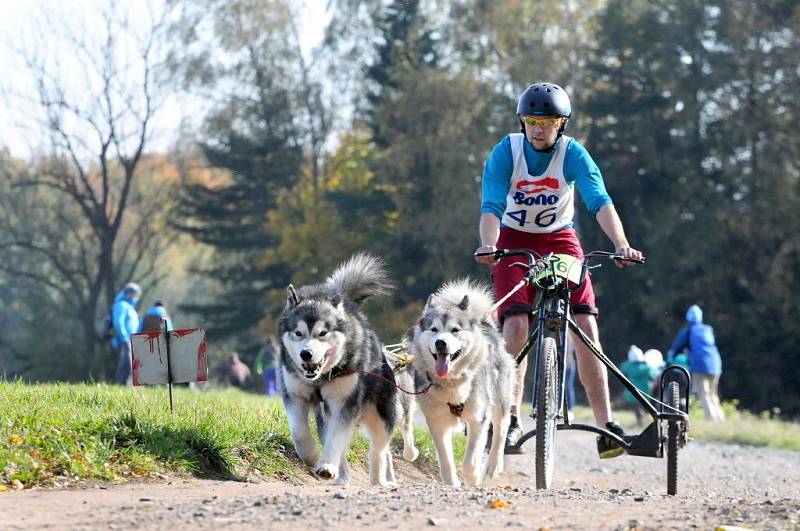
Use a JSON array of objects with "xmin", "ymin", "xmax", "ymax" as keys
[{"xmin": 2, "ymin": 419, "xmax": 798, "ymax": 530}]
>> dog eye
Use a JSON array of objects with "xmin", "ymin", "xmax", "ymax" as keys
[
  {"xmin": 319, "ymin": 330, "xmax": 327, "ymax": 337},
  {"xmin": 294, "ymin": 331, "xmax": 303, "ymax": 337},
  {"xmin": 430, "ymin": 327, "xmax": 438, "ymax": 333},
  {"xmin": 451, "ymin": 327, "xmax": 460, "ymax": 333}
]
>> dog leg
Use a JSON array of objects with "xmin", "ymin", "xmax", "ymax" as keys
[
  {"xmin": 334, "ymin": 445, "xmax": 351, "ymax": 486},
  {"xmin": 284, "ymin": 399, "xmax": 320, "ymax": 467},
  {"xmin": 463, "ymin": 418, "xmax": 488, "ymax": 486},
  {"xmin": 428, "ymin": 421, "xmax": 460, "ymax": 487},
  {"xmin": 487, "ymin": 408, "xmax": 510, "ymax": 479},
  {"xmin": 315, "ymin": 414, "xmax": 356, "ymax": 483},
  {"xmin": 401, "ymin": 404, "xmax": 419, "ymax": 462},
  {"xmin": 362, "ymin": 408, "xmax": 395, "ymax": 486},
  {"xmin": 384, "ymin": 448, "xmax": 397, "ymax": 485}
]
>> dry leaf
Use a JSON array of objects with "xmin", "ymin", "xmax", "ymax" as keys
[{"xmin": 489, "ymin": 498, "xmax": 510, "ymax": 509}]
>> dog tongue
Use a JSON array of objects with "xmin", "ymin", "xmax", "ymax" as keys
[{"xmin": 435, "ymin": 355, "xmax": 450, "ymax": 378}]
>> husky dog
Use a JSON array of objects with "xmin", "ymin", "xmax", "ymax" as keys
[
  {"xmin": 279, "ymin": 254, "xmax": 416, "ymax": 486},
  {"xmin": 408, "ymin": 279, "xmax": 515, "ymax": 487}
]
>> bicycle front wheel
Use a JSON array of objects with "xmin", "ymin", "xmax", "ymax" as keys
[{"xmin": 535, "ymin": 335, "xmax": 558, "ymax": 489}]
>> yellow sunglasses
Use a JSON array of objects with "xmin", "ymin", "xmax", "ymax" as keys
[{"xmin": 521, "ymin": 116, "xmax": 562, "ymax": 128}]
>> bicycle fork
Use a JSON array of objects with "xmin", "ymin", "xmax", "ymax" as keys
[{"xmin": 530, "ymin": 294, "xmax": 571, "ymax": 422}]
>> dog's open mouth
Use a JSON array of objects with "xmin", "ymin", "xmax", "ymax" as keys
[
  {"xmin": 301, "ymin": 361, "xmax": 322, "ymax": 379},
  {"xmin": 434, "ymin": 350, "xmax": 462, "ymax": 378}
]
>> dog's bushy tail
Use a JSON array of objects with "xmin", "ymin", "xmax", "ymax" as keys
[{"xmin": 326, "ymin": 253, "xmax": 394, "ymax": 306}]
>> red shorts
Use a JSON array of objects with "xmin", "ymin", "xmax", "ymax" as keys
[{"xmin": 492, "ymin": 226, "xmax": 598, "ymax": 323}]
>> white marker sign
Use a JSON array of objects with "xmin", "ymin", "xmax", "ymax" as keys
[{"xmin": 131, "ymin": 328, "xmax": 208, "ymax": 386}]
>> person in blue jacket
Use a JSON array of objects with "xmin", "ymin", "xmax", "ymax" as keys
[
  {"xmin": 140, "ymin": 301, "xmax": 173, "ymax": 333},
  {"xmin": 111, "ymin": 282, "xmax": 142, "ymax": 385},
  {"xmin": 668, "ymin": 305, "xmax": 724, "ymax": 421}
]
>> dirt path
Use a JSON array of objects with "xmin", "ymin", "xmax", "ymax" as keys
[{"xmin": 2, "ymin": 424, "xmax": 799, "ymax": 530}]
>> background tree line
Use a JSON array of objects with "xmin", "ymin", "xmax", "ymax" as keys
[{"xmin": 1, "ymin": 0, "xmax": 798, "ymax": 416}]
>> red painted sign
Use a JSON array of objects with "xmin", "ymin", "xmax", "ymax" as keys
[{"xmin": 131, "ymin": 328, "xmax": 208, "ymax": 386}]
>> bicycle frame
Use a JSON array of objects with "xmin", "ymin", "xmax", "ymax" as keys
[{"xmin": 509, "ymin": 252, "xmax": 690, "ymax": 458}]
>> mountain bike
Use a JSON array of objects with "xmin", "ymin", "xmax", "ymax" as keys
[{"xmin": 474, "ymin": 248, "xmax": 691, "ymax": 495}]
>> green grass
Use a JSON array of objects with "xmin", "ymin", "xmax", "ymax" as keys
[
  {"xmin": 8, "ymin": 380, "xmax": 794, "ymax": 491},
  {"xmin": 686, "ymin": 400, "xmax": 800, "ymax": 451},
  {"xmin": 0, "ymin": 381, "xmax": 382, "ymax": 489},
  {"xmin": 406, "ymin": 425, "xmax": 467, "ymax": 465},
  {"xmin": 567, "ymin": 399, "xmax": 800, "ymax": 451}
]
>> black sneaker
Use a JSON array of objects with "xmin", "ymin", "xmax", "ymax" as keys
[
  {"xmin": 596, "ymin": 421, "xmax": 628, "ymax": 459},
  {"xmin": 505, "ymin": 417, "xmax": 525, "ymax": 454}
]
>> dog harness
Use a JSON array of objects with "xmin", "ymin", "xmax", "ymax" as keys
[{"xmin": 448, "ymin": 402, "xmax": 464, "ymax": 417}]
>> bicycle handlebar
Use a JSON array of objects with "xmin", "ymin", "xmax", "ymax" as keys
[
  {"xmin": 583, "ymin": 250, "xmax": 646, "ymax": 264},
  {"xmin": 474, "ymin": 248, "xmax": 539, "ymax": 266},
  {"xmin": 474, "ymin": 248, "xmax": 646, "ymax": 266}
]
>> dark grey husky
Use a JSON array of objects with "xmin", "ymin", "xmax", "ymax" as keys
[{"xmin": 278, "ymin": 254, "xmax": 417, "ymax": 486}]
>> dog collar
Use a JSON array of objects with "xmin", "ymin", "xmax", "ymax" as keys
[{"xmin": 327, "ymin": 365, "xmax": 352, "ymax": 381}]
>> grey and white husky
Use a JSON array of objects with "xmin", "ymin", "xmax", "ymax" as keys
[
  {"xmin": 278, "ymin": 253, "xmax": 417, "ymax": 486},
  {"xmin": 408, "ymin": 279, "xmax": 515, "ymax": 487}
]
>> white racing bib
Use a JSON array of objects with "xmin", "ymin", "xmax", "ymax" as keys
[{"xmin": 501, "ymin": 134, "xmax": 574, "ymax": 233}]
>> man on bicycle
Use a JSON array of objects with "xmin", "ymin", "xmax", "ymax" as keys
[{"xmin": 475, "ymin": 82, "xmax": 643, "ymax": 458}]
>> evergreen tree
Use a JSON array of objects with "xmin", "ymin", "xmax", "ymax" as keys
[{"xmin": 170, "ymin": 0, "xmax": 304, "ymax": 342}]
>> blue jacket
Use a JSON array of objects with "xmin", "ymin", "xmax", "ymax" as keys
[
  {"xmin": 111, "ymin": 290, "xmax": 140, "ymax": 348},
  {"xmin": 669, "ymin": 306, "xmax": 722, "ymax": 375},
  {"xmin": 141, "ymin": 305, "xmax": 173, "ymax": 332}
]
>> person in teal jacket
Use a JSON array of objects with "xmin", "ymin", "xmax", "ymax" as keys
[
  {"xmin": 620, "ymin": 345, "xmax": 658, "ymax": 426},
  {"xmin": 111, "ymin": 282, "xmax": 141, "ymax": 385}
]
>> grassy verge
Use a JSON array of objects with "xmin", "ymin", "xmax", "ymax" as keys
[
  {"xmin": 0, "ymin": 381, "xmax": 390, "ymax": 490},
  {"xmin": 569, "ymin": 399, "xmax": 800, "ymax": 451},
  {"xmin": 6, "ymin": 380, "xmax": 794, "ymax": 491}
]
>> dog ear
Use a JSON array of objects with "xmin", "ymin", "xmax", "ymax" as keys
[
  {"xmin": 424, "ymin": 294, "xmax": 435, "ymax": 310},
  {"xmin": 286, "ymin": 285, "xmax": 300, "ymax": 308},
  {"xmin": 418, "ymin": 316, "xmax": 431, "ymax": 331},
  {"xmin": 457, "ymin": 294, "xmax": 469, "ymax": 311},
  {"xmin": 330, "ymin": 293, "xmax": 343, "ymax": 307}
]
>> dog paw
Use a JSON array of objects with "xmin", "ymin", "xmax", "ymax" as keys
[
  {"xmin": 403, "ymin": 446, "xmax": 419, "ymax": 462},
  {"xmin": 463, "ymin": 472, "xmax": 481, "ymax": 487},
  {"xmin": 442, "ymin": 476, "xmax": 461, "ymax": 488},
  {"xmin": 488, "ymin": 465, "xmax": 503, "ymax": 479},
  {"xmin": 332, "ymin": 475, "xmax": 351, "ymax": 486},
  {"xmin": 315, "ymin": 463, "xmax": 337, "ymax": 480}
]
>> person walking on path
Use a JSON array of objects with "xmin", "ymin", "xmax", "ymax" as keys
[
  {"xmin": 620, "ymin": 345, "xmax": 658, "ymax": 426},
  {"xmin": 111, "ymin": 282, "xmax": 141, "ymax": 385},
  {"xmin": 668, "ymin": 305, "xmax": 724, "ymax": 421},
  {"xmin": 140, "ymin": 301, "xmax": 173, "ymax": 333},
  {"xmin": 255, "ymin": 335, "xmax": 279, "ymax": 396},
  {"xmin": 224, "ymin": 352, "xmax": 252, "ymax": 388}
]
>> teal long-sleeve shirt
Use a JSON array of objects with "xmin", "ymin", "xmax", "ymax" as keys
[{"xmin": 480, "ymin": 135, "xmax": 612, "ymax": 220}]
